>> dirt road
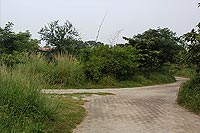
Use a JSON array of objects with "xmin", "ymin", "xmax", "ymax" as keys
[{"xmin": 44, "ymin": 77, "xmax": 200, "ymax": 133}]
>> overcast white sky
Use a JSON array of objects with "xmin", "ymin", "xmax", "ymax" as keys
[{"xmin": 1, "ymin": 0, "xmax": 200, "ymax": 44}]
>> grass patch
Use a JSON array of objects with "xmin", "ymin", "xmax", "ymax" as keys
[
  {"xmin": 177, "ymin": 76, "xmax": 200, "ymax": 114},
  {"xmin": 170, "ymin": 65, "xmax": 196, "ymax": 78},
  {"xmin": 44, "ymin": 92, "xmax": 115, "ymax": 132},
  {"xmin": 46, "ymin": 95, "xmax": 86, "ymax": 133}
]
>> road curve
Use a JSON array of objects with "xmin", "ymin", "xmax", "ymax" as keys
[{"xmin": 44, "ymin": 77, "xmax": 200, "ymax": 133}]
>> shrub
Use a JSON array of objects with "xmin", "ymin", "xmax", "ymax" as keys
[
  {"xmin": 0, "ymin": 52, "xmax": 30, "ymax": 67},
  {"xmin": 81, "ymin": 45, "xmax": 139, "ymax": 81},
  {"xmin": 178, "ymin": 76, "xmax": 200, "ymax": 114}
]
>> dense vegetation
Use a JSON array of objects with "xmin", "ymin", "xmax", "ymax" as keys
[
  {"xmin": 0, "ymin": 65, "xmax": 86, "ymax": 132},
  {"xmin": 177, "ymin": 21, "xmax": 200, "ymax": 114},
  {"xmin": 0, "ymin": 13, "xmax": 199, "ymax": 131},
  {"xmin": 178, "ymin": 76, "xmax": 200, "ymax": 114}
]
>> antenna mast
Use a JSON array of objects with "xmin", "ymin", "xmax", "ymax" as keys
[{"xmin": 95, "ymin": 11, "xmax": 108, "ymax": 42}]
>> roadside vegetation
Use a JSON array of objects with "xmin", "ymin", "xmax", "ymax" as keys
[
  {"xmin": 0, "ymin": 66, "xmax": 86, "ymax": 132},
  {"xmin": 0, "ymin": 8, "xmax": 199, "ymax": 131},
  {"xmin": 177, "ymin": 20, "xmax": 200, "ymax": 114}
]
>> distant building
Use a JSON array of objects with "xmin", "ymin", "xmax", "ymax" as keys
[{"xmin": 38, "ymin": 47, "xmax": 54, "ymax": 52}]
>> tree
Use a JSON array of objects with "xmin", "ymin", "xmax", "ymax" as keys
[
  {"xmin": 39, "ymin": 20, "xmax": 80, "ymax": 54},
  {"xmin": 0, "ymin": 22, "xmax": 39, "ymax": 67},
  {"xmin": 123, "ymin": 28, "xmax": 182, "ymax": 71},
  {"xmin": 0, "ymin": 22, "xmax": 39, "ymax": 54},
  {"xmin": 15, "ymin": 31, "xmax": 39, "ymax": 52},
  {"xmin": 182, "ymin": 23, "xmax": 200, "ymax": 75},
  {"xmin": 0, "ymin": 22, "xmax": 15, "ymax": 54}
]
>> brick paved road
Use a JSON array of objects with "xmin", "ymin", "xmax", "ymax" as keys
[{"xmin": 44, "ymin": 77, "xmax": 200, "ymax": 133}]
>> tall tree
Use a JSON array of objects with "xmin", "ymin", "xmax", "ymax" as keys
[
  {"xmin": 39, "ymin": 20, "xmax": 80, "ymax": 54},
  {"xmin": 123, "ymin": 28, "xmax": 182, "ymax": 71},
  {"xmin": 182, "ymin": 23, "xmax": 200, "ymax": 75},
  {"xmin": 0, "ymin": 22, "xmax": 39, "ymax": 54}
]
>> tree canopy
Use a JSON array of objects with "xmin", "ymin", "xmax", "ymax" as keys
[
  {"xmin": 0, "ymin": 22, "xmax": 39, "ymax": 54},
  {"xmin": 123, "ymin": 28, "xmax": 182, "ymax": 71},
  {"xmin": 39, "ymin": 20, "xmax": 81, "ymax": 54},
  {"xmin": 182, "ymin": 23, "xmax": 200, "ymax": 75}
]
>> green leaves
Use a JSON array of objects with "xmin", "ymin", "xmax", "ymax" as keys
[
  {"xmin": 0, "ymin": 22, "xmax": 39, "ymax": 67},
  {"xmin": 182, "ymin": 23, "xmax": 200, "ymax": 75},
  {"xmin": 124, "ymin": 28, "xmax": 181, "ymax": 71},
  {"xmin": 39, "ymin": 20, "xmax": 80, "ymax": 54},
  {"xmin": 81, "ymin": 45, "xmax": 139, "ymax": 81}
]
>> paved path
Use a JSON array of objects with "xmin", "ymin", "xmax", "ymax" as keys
[{"xmin": 43, "ymin": 77, "xmax": 200, "ymax": 133}]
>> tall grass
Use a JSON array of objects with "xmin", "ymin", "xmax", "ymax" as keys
[
  {"xmin": 170, "ymin": 65, "xmax": 196, "ymax": 78},
  {"xmin": 15, "ymin": 54, "xmax": 175, "ymax": 89},
  {"xmin": 0, "ymin": 66, "xmax": 58, "ymax": 132},
  {"xmin": 0, "ymin": 52, "xmax": 177, "ymax": 132},
  {"xmin": 17, "ymin": 54, "xmax": 86, "ymax": 88}
]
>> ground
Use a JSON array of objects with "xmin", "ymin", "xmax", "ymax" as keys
[{"xmin": 43, "ymin": 77, "xmax": 200, "ymax": 133}]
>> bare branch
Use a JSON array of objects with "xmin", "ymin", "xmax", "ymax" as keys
[{"xmin": 109, "ymin": 29, "xmax": 123, "ymax": 45}]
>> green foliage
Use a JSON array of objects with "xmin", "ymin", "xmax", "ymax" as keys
[
  {"xmin": 17, "ymin": 54, "xmax": 85, "ymax": 87},
  {"xmin": 146, "ymin": 71, "xmax": 175, "ymax": 84},
  {"xmin": 0, "ymin": 66, "xmax": 86, "ymax": 132},
  {"xmin": 177, "ymin": 6, "xmax": 200, "ymax": 113},
  {"xmin": 0, "ymin": 22, "xmax": 16, "ymax": 54},
  {"xmin": 0, "ymin": 22, "xmax": 39, "ymax": 67},
  {"xmin": 0, "ymin": 53, "xmax": 21, "ymax": 67},
  {"xmin": 178, "ymin": 76, "xmax": 200, "ymax": 114},
  {"xmin": 170, "ymin": 65, "xmax": 196, "ymax": 78},
  {"xmin": 81, "ymin": 45, "xmax": 139, "ymax": 81},
  {"xmin": 182, "ymin": 23, "xmax": 200, "ymax": 75},
  {"xmin": 14, "ymin": 31, "xmax": 39, "ymax": 52},
  {"xmin": 0, "ymin": 67, "xmax": 58, "ymax": 132},
  {"xmin": 97, "ymin": 75, "xmax": 118, "ymax": 87},
  {"xmin": 45, "ymin": 95, "xmax": 86, "ymax": 133},
  {"xmin": 39, "ymin": 20, "xmax": 81, "ymax": 54},
  {"xmin": 123, "ymin": 28, "xmax": 182, "ymax": 71},
  {"xmin": 0, "ymin": 52, "xmax": 30, "ymax": 67},
  {"xmin": 0, "ymin": 22, "xmax": 39, "ymax": 54}
]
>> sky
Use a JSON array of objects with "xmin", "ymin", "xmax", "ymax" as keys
[{"xmin": 1, "ymin": 0, "xmax": 200, "ymax": 44}]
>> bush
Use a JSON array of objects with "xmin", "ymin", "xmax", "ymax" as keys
[
  {"xmin": 178, "ymin": 76, "xmax": 200, "ymax": 114},
  {"xmin": 81, "ymin": 45, "xmax": 139, "ymax": 81},
  {"xmin": 0, "ymin": 52, "xmax": 30, "ymax": 67},
  {"xmin": 0, "ymin": 67, "xmax": 58, "ymax": 132}
]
